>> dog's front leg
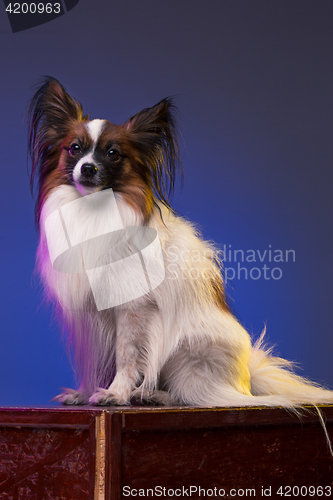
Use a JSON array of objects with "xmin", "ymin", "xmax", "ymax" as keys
[{"xmin": 89, "ymin": 308, "xmax": 142, "ymax": 405}]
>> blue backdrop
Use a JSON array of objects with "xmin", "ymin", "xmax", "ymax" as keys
[{"xmin": 1, "ymin": 0, "xmax": 332, "ymax": 405}]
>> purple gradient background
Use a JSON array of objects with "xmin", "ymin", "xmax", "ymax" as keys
[{"xmin": 0, "ymin": 1, "xmax": 332, "ymax": 405}]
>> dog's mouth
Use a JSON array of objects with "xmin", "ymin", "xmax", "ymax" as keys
[
  {"xmin": 75, "ymin": 179, "xmax": 102, "ymax": 196},
  {"xmin": 79, "ymin": 180, "xmax": 98, "ymax": 188}
]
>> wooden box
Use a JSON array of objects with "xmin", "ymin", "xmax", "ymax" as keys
[{"xmin": 0, "ymin": 405, "xmax": 333, "ymax": 499}]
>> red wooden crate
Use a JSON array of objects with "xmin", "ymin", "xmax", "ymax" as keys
[{"xmin": 0, "ymin": 405, "xmax": 333, "ymax": 499}]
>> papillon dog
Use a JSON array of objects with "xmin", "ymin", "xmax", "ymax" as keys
[{"xmin": 28, "ymin": 77, "xmax": 333, "ymax": 409}]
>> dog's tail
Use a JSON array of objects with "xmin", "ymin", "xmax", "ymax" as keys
[
  {"xmin": 248, "ymin": 330, "xmax": 333, "ymax": 406},
  {"xmin": 247, "ymin": 332, "xmax": 333, "ymax": 456}
]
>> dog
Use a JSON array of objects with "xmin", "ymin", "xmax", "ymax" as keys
[{"xmin": 28, "ymin": 76, "xmax": 333, "ymax": 409}]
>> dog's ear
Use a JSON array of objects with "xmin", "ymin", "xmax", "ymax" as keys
[
  {"xmin": 28, "ymin": 77, "xmax": 87, "ymax": 195},
  {"xmin": 125, "ymin": 98, "xmax": 182, "ymax": 206},
  {"xmin": 28, "ymin": 77, "xmax": 88, "ymax": 223},
  {"xmin": 28, "ymin": 77, "xmax": 86, "ymax": 157},
  {"xmin": 29, "ymin": 76, "xmax": 85, "ymax": 134}
]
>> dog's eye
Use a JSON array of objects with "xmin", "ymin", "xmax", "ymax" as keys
[
  {"xmin": 69, "ymin": 144, "xmax": 82, "ymax": 156},
  {"xmin": 107, "ymin": 149, "xmax": 120, "ymax": 161}
]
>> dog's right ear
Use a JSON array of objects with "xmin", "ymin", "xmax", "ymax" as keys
[
  {"xmin": 28, "ymin": 77, "xmax": 88, "ymax": 197},
  {"xmin": 28, "ymin": 76, "xmax": 85, "ymax": 132}
]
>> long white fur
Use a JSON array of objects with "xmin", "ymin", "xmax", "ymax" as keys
[{"xmin": 38, "ymin": 183, "xmax": 333, "ymax": 408}]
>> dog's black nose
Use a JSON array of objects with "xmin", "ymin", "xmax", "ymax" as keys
[{"xmin": 81, "ymin": 163, "xmax": 97, "ymax": 178}]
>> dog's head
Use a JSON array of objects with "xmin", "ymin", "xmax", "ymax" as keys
[{"xmin": 28, "ymin": 77, "xmax": 181, "ymax": 223}]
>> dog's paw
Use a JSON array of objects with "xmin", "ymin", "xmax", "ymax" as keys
[
  {"xmin": 89, "ymin": 387, "xmax": 130, "ymax": 406},
  {"xmin": 132, "ymin": 388, "xmax": 174, "ymax": 406},
  {"xmin": 53, "ymin": 388, "xmax": 86, "ymax": 405}
]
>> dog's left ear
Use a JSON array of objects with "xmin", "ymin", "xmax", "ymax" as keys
[{"xmin": 125, "ymin": 98, "xmax": 182, "ymax": 206}]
